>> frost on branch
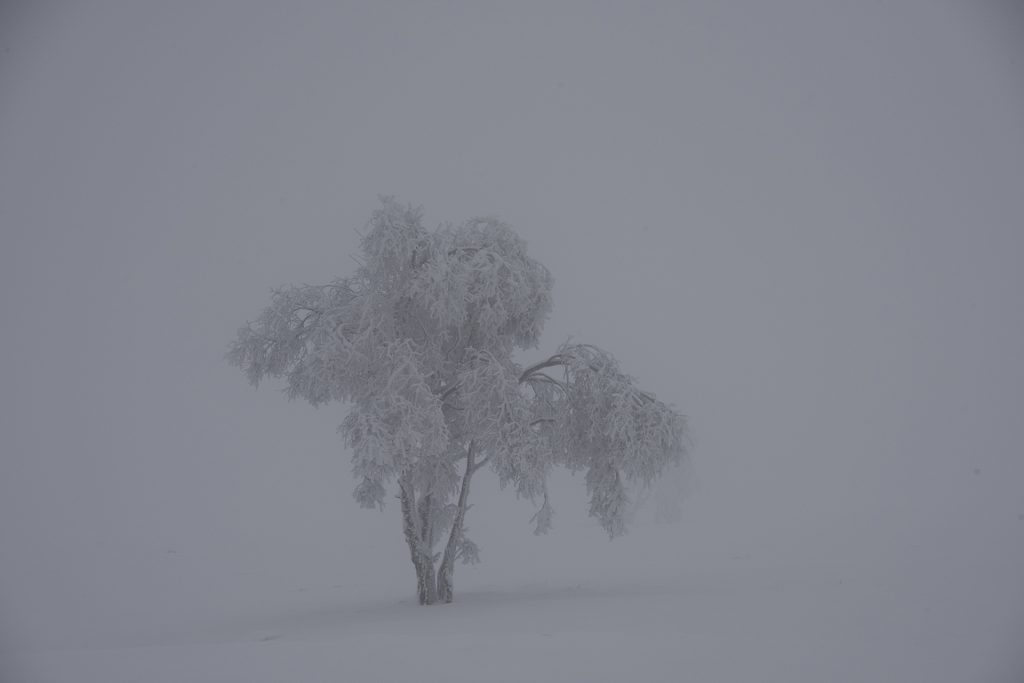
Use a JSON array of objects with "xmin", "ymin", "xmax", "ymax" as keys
[
  {"xmin": 520, "ymin": 343, "xmax": 688, "ymax": 537},
  {"xmin": 530, "ymin": 490, "xmax": 554, "ymax": 535},
  {"xmin": 456, "ymin": 536, "xmax": 481, "ymax": 565},
  {"xmin": 457, "ymin": 352, "xmax": 549, "ymax": 501},
  {"xmin": 354, "ymin": 476, "xmax": 386, "ymax": 510},
  {"xmin": 228, "ymin": 198, "xmax": 689, "ymax": 603}
]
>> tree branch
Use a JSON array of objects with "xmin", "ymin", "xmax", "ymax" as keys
[
  {"xmin": 437, "ymin": 441, "xmax": 477, "ymax": 602},
  {"xmin": 519, "ymin": 355, "xmax": 565, "ymax": 383},
  {"xmin": 522, "ymin": 372, "xmax": 566, "ymax": 391},
  {"xmin": 440, "ymin": 383, "xmax": 461, "ymax": 402}
]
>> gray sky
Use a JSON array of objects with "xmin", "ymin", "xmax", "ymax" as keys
[{"xmin": 2, "ymin": 0, "xmax": 1023, "ymax": 666}]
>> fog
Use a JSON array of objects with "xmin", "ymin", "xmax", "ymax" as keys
[{"xmin": 2, "ymin": 1, "xmax": 1022, "ymax": 680}]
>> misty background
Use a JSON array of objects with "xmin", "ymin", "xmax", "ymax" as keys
[{"xmin": 2, "ymin": 1, "xmax": 1023, "ymax": 680}]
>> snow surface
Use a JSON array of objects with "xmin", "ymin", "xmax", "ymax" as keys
[{"xmin": 6, "ymin": 473, "xmax": 1023, "ymax": 683}]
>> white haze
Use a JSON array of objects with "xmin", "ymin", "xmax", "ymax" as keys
[{"xmin": 1, "ymin": 1, "xmax": 1022, "ymax": 681}]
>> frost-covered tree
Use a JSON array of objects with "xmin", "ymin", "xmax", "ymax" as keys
[{"xmin": 228, "ymin": 198, "xmax": 688, "ymax": 604}]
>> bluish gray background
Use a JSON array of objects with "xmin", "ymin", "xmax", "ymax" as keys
[{"xmin": 2, "ymin": 1, "xmax": 1022, "ymax": 680}]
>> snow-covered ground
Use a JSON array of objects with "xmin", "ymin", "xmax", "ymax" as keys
[{"xmin": 6, "ymin": 472, "xmax": 1022, "ymax": 683}]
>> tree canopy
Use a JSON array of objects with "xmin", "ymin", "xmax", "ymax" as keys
[{"xmin": 228, "ymin": 198, "xmax": 688, "ymax": 603}]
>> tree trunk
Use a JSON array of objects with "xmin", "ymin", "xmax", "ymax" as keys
[
  {"xmin": 399, "ymin": 475, "xmax": 438, "ymax": 605},
  {"xmin": 399, "ymin": 445, "xmax": 479, "ymax": 605},
  {"xmin": 436, "ymin": 443, "xmax": 476, "ymax": 604}
]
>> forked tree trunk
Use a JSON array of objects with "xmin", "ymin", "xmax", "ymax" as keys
[{"xmin": 399, "ymin": 444, "xmax": 478, "ymax": 605}]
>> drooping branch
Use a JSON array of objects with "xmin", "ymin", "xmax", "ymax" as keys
[{"xmin": 518, "ymin": 355, "xmax": 566, "ymax": 383}]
